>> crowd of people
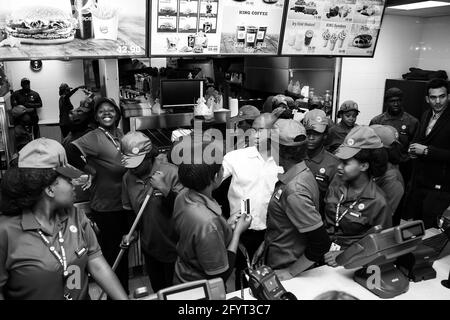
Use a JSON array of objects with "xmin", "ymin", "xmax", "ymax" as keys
[{"xmin": 0, "ymin": 77, "xmax": 449, "ymax": 300}]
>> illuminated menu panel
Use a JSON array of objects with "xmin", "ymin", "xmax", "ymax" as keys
[
  {"xmin": 150, "ymin": 0, "xmax": 286, "ymax": 56},
  {"xmin": 281, "ymin": 0, "xmax": 386, "ymax": 57},
  {"xmin": 0, "ymin": 0, "xmax": 147, "ymax": 60}
]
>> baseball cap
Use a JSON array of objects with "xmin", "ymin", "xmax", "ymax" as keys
[
  {"xmin": 337, "ymin": 100, "xmax": 359, "ymax": 117},
  {"xmin": 230, "ymin": 105, "xmax": 260, "ymax": 124},
  {"xmin": 334, "ymin": 126, "xmax": 383, "ymax": 160},
  {"xmin": 384, "ymin": 87, "xmax": 403, "ymax": 101},
  {"xmin": 59, "ymin": 83, "xmax": 70, "ymax": 90},
  {"xmin": 21, "ymin": 77, "xmax": 30, "ymax": 85},
  {"xmin": 121, "ymin": 132, "xmax": 153, "ymax": 168},
  {"xmin": 370, "ymin": 124, "xmax": 399, "ymax": 148},
  {"xmin": 273, "ymin": 119, "xmax": 306, "ymax": 146},
  {"xmin": 303, "ymin": 109, "xmax": 328, "ymax": 133},
  {"xmin": 18, "ymin": 138, "xmax": 82, "ymax": 179},
  {"xmin": 11, "ymin": 105, "xmax": 27, "ymax": 119}
]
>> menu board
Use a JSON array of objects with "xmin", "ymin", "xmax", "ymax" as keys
[
  {"xmin": 0, "ymin": 0, "xmax": 147, "ymax": 60},
  {"xmin": 281, "ymin": 0, "xmax": 385, "ymax": 56},
  {"xmin": 150, "ymin": 0, "xmax": 285, "ymax": 56}
]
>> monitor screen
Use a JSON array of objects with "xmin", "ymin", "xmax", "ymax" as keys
[
  {"xmin": 400, "ymin": 223, "xmax": 424, "ymax": 242},
  {"xmin": 0, "ymin": 0, "xmax": 147, "ymax": 60},
  {"xmin": 281, "ymin": 0, "xmax": 387, "ymax": 57},
  {"xmin": 160, "ymin": 79, "xmax": 203, "ymax": 108}
]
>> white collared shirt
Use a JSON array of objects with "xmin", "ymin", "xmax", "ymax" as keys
[{"xmin": 222, "ymin": 146, "xmax": 284, "ymax": 230}]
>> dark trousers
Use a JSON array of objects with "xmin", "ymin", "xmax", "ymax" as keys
[
  {"xmin": 234, "ymin": 229, "xmax": 265, "ymax": 290},
  {"xmin": 143, "ymin": 252, "xmax": 175, "ymax": 293},
  {"xmin": 90, "ymin": 210, "xmax": 130, "ymax": 295},
  {"xmin": 403, "ymin": 187, "xmax": 450, "ymax": 229}
]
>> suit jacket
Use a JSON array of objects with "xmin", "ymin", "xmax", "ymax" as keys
[{"xmin": 412, "ymin": 106, "xmax": 450, "ymax": 191}]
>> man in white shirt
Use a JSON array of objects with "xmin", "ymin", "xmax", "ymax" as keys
[{"xmin": 222, "ymin": 113, "xmax": 283, "ymax": 289}]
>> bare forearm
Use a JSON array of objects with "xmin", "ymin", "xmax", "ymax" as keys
[
  {"xmin": 88, "ymin": 256, "xmax": 128, "ymax": 300},
  {"xmin": 227, "ymin": 233, "xmax": 241, "ymax": 254}
]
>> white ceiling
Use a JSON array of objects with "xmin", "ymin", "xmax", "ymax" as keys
[{"xmin": 385, "ymin": 0, "xmax": 450, "ymax": 17}]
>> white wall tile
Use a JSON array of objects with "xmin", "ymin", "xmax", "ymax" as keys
[{"xmin": 340, "ymin": 15, "xmax": 424, "ymax": 125}]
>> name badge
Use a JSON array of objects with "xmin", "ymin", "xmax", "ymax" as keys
[
  {"xmin": 153, "ymin": 190, "xmax": 163, "ymax": 197},
  {"xmin": 349, "ymin": 211, "xmax": 361, "ymax": 218},
  {"xmin": 76, "ymin": 247, "xmax": 87, "ymax": 258},
  {"xmin": 274, "ymin": 189, "xmax": 283, "ymax": 200}
]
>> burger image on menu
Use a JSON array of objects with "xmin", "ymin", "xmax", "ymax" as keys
[{"xmin": 5, "ymin": 6, "xmax": 76, "ymax": 45}]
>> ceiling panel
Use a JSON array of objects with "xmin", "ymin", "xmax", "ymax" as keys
[{"xmin": 385, "ymin": 0, "xmax": 450, "ymax": 17}]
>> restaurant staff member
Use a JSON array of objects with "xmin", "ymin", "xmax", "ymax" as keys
[
  {"xmin": 0, "ymin": 138, "xmax": 127, "ymax": 300},
  {"xmin": 326, "ymin": 100, "xmax": 359, "ymax": 153},
  {"xmin": 324, "ymin": 126, "xmax": 392, "ymax": 267},
  {"xmin": 59, "ymin": 83, "xmax": 86, "ymax": 138},
  {"xmin": 370, "ymin": 125, "xmax": 405, "ymax": 217},
  {"xmin": 173, "ymin": 140, "xmax": 252, "ymax": 284},
  {"xmin": 370, "ymin": 87, "xmax": 419, "ymax": 185},
  {"xmin": 66, "ymin": 97, "xmax": 129, "ymax": 294},
  {"xmin": 303, "ymin": 109, "xmax": 340, "ymax": 216},
  {"xmin": 121, "ymin": 132, "xmax": 183, "ymax": 293},
  {"xmin": 405, "ymin": 78, "xmax": 450, "ymax": 228},
  {"xmin": 222, "ymin": 113, "xmax": 283, "ymax": 289},
  {"xmin": 11, "ymin": 78, "xmax": 42, "ymax": 139},
  {"xmin": 265, "ymin": 119, "xmax": 331, "ymax": 280}
]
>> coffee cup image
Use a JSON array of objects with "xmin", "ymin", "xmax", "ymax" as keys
[{"xmin": 305, "ymin": 30, "xmax": 314, "ymax": 46}]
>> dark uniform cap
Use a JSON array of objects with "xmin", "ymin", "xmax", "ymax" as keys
[
  {"xmin": 334, "ymin": 125, "xmax": 383, "ymax": 160},
  {"xmin": 303, "ymin": 109, "xmax": 328, "ymax": 133},
  {"xmin": 21, "ymin": 77, "xmax": 30, "ymax": 85},
  {"xmin": 384, "ymin": 87, "xmax": 403, "ymax": 101},
  {"xmin": 274, "ymin": 119, "xmax": 306, "ymax": 146},
  {"xmin": 338, "ymin": 100, "xmax": 359, "ymax": 117},
  {"xmin": 121, "ymin": 131, "xmax": 153, "ymax": 168},
  {"xmin": 370, "ymin": 124, "xmax": 399, "ymax": 148}
]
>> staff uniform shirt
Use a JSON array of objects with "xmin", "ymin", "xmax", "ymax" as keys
[
  {"xmin": 222, "ymin": 146, "xmax": 284, "ymax": 230},
  {"xmin": 122, "ymin": 160, "xmax": 183, "ymax": 263},
  {"xmin": 59, "ymin": 95, "xmax": 74, "ymax": 127},
  {"xmin": 265, "ymin": 162, "xmax": 323, "ymax": 269},
  {"xmin": 0, "ymin": 209, "xmax": 102, "ymax": 300},
  {"xmin": 370, "ymin": 112, "xmax": 419, "ymax": 162},
  {"xmin": 324, "ymin": 176, "xmax": 392, "ymax": 248},
  {"xmin": 326, "ymin": 122, "xmax": 357, "ymax": 153},
  {"xmin": 305, "ymin": 147, "xmax": 340, "ymax": 215},
  {"xmin": 173, "ymin": 189, "xmax": 233, "ymax": 282},
  {"xmin": 73, "ymin": 128, "xmax": 126, "ymax": 212},
  {"xmin": 11, "ymin": 89, "xmax": 42, "ymax": 124},
  {"xmin": 374, "ymin": 163, "xmax": 405, "ymax": 213}
]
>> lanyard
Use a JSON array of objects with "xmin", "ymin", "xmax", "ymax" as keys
[
  {"xmin": 335, "ymin": 195, "xmax": 359, "ymax": 227},
  {"xmin": 38, "ymin": 230, "xmax": 68, "ymax": 278},
  {"xmin": 99, "ymin": 127, "xmax": 120, "ymax": 151},
  {"xmin": 335, "ymin": 182, "xmax": 369, "ymax": 227}
]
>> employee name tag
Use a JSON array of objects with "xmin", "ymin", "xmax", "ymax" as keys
[
  {"xmin": 315, "ymin": 174, "xmax": 327, "ymax": 182},
  {"xmin": 76, "ymin": 247, "xmax": 87, "ymax": 258},
  {"xmin": 274, "ymin": 189, "xmax": 283, "ymax": 200},
  {"xmin": 330, "ymin": 242, "xmax": 341, "ymax": 252},
  {"xmin": 153, "ymin": 190, "xmax": 163, "ymax": 197},
  {"xmin": 349, "ymin": 211, "xmax": 362, "ymax": 218}
]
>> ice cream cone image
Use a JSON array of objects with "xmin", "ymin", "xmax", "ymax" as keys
[
  {"xmin": 330, "ymin": 33, "xmax": 338, "ymax": 51},
  {"xmin": 338, "ymin": 30, "xmax": 347, "ymax": 48},
  {"xmin": 322, "ymin": 29, "xmax": 331, "ymax": 47}
]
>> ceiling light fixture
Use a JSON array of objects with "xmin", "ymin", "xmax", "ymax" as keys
[{"xmin": 388, "ymin": 1, "xmax": 450, "ymax": 10}]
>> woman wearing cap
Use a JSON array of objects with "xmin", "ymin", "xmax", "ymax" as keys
[
  {"xmin": 0, "ymin": 138, "xmax": 127, "ymax": 300},
  {"xmin": 59, "ymin": 83, "xmax": 86, "ymax": 139},
  {"xmin": 66, "ymin": 97, "xmax": 130, "ymax": 294},
  {"xmin": 265, "ymin": 119, "xmax": 331, "ymax": 280},
  {"xmin": 323, "ymin": 126, "xmax": 392, "ymax": 267},
  {"xmin": 370, "ymin": 124, "xmax": 405, "ymax": 221},
  {"xmin": 325, "ymin": 100, "xmax": 360, "ymax": 153},
  {"xmin": 173, "ymin": 140, "xmax": 252, "ymax": 284},
  {"xmin": 120, "ymin": 131, "xmax": 184, "ymax": 293}
]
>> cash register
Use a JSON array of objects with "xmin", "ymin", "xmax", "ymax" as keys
[{"xmin": 336, "ymin": 220, "xmax": 425, "ymax": 299}]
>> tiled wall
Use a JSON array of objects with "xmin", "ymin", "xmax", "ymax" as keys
[
  {"xmin": 418, "ymin": 16, "xmax": 450, "ymax": 75},
  {"xmin": 339, "ymin": 15, "xmax": 424, "ymax": 125}
]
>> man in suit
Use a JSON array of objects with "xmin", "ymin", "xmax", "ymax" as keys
[{"xmin": 405, "ymin": 78, "xmax": 450, "ymax": 228}]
